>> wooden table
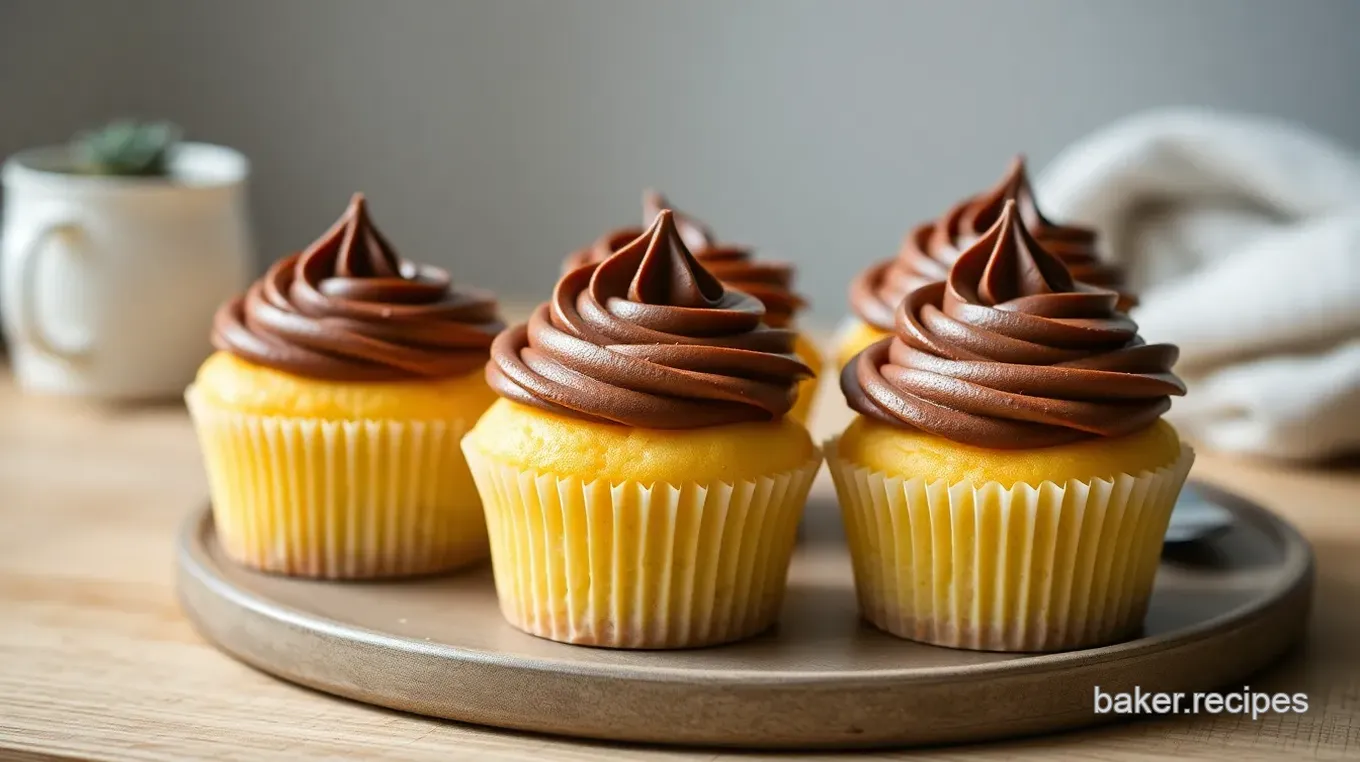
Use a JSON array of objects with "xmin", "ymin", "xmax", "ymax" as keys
[{"xmin": 2, "ymin": 363, "xmax": 1358, "ymax": 761}]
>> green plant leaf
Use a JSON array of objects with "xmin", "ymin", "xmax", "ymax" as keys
[{"xmin": 71, "ymin": 119, "xmax": 182, "ymax": 177}]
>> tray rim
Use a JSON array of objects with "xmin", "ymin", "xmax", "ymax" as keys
[
  {"xmin": 177, "ymin": 481, "xmax": 1312, "ymax": 687},
  {"xmin": 175, "ymin": 480, "xmax": 1315, "ymax": 748}
]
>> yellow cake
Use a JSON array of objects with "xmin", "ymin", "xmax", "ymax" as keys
[
  {"xmin": 187, "ymin": 194, "xmax": 504, "ymax": 579},
  {"xmin": 468, "ymin": 398, "xmax": 815, "ymax": 485},
  {"xmin": 838, "ymin": 416, "xmax": 1181, "ymax": 489},
  {"xmin": 193, "ymin": 351, "xmax": 496, "ymax": 421},
  {"xmin": 829, "ymin": 200, "xmax": 1190, "ymax": 652},
  {"xmin": 465, "ymin": 209, "xmax": 821, "ymax": 649},
  {"xmin": 789, "ymin": 332, "xmax": 824, "ymax": 426},
  {"xmin": 834, "ymin": 319, "xmax": 890, "ymax": 371}
]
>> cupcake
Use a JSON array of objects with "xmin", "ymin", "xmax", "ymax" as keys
[
  {"xmin": 839, "ymin": 156, "xmax": 1131, "ymax": 369},
  {"xmin": 565, "ymin": 190, "xmax": 822, "ymax": 425},
  {"xmin": 188, "ymin": 194, "xmax": 505, "ymax": 578},
  {"xmin": 828, "ymin": 200, "xmax": 1191, "ymax": 652},
  {"xmin": 465, "ymin": 210, "xmax": 821, "ymax": 649}
]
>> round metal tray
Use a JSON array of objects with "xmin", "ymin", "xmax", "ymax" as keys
[{"xmin": 177, "ymin": 480, "xmax": 1312, "ymax": 749}]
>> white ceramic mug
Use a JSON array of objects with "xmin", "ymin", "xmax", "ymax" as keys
[{"xmin": 1, "ymin": 143, "xmax": 254, "ymax": 400}]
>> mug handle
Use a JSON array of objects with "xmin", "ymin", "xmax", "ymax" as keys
[{"xmin": 11, "ymin": 219, "xmax": 88, "ymax": 361}]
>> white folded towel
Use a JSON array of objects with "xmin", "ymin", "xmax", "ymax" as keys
[{"xmin": 1037, "ymin": 109, "xmax": 1360, "ymax": 462}]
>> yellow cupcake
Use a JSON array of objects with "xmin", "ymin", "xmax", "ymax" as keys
[
  {"xmin": 830, "ymin": 201, "xmax": 1191, "ymax": 652},
  {"xmin": 830, "ymin": 417, "xmax": 1190, "ymax": 652},
  {"xmin": 190, "ymin": 353, "xmax": 497, "ymax": 578},
  {"xmin": 468, "ymin": 210, "xmax": 821, "ymax": 649},
  {"xmin": 188, "ymin": 195, "xmax": 505, "ymax": 579},
  {"xmin": 464, "ymin": 401, "xmax": 818, "ymax": 648}
]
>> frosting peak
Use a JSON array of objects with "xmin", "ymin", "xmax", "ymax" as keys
[
  {"xmin": 624, "ymin": 210, "xmax": 726, "ymax": 308},
  {"xmin": 328, "ymin": 194, "xmax": 401, "ymax": 278},
  {"xmin": 850, "ymin": 157, "xmax": 1130, "ymax": 331},
  {"xmin": 962, "ymin": 199, "xmax": 1074, "ymax": 305},
  {"xmin": 563, "ymin": 191, "xmax": 807, "ymax": 328},
  {"xmin": 491, "ymin": 211, "xmax": 811, "ymax": 429},
  {"xmin": 642, "ymin": 189, "xmax": 716, "ymax": 252},
  {"xmin": 955, "ymin": 156, "xmax": 1025, "ymax": 235},
  {"xmin": 843, "ymin": 200, "xmax": 1182, "ymax": 449},
  {"xmin": 212, "ymin": 194, "xmax": 503, "ymax": 381}
]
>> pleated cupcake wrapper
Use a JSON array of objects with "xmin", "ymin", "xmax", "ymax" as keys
[
  {"xmin": 187, "ymin": 386, "xmax": 487, "ymax": 579},
  {"xmin": 826, "ymin": 439, "xmax": 1195, "ymax": 652},
  {"xmin": 462, "ymin": 443, "xmax": 823, "ymax": 649}
]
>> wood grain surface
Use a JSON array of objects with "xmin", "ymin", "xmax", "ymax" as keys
[{"xmin": 2, "ymin": 358, "xmax": 1359, "ymax": 761}]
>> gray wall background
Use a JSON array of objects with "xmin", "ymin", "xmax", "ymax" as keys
[{"xmin": 4, "ymin": 0, "xmax": 1359, "ymax": 325}]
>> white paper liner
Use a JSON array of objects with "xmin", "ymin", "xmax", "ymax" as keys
[
  {"xmin": 187, "ymin": 386, "xmax": 485, "ymax": 579},
  {"xmin": 826, "ymin": 438, "xmax": 1195, "ymax": 652},
  {"xmin": 462, "ymin": 443, "xmax": 823, "ymax": 649}
]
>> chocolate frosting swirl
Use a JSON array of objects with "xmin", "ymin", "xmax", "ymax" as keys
[
  {"xmin": 850, "ymin": 157, "xmax": 1130, "ymax": 331},
  {"xmin": 843, "ymin": 200, "xmax": 1183, "ymax": 449},
  {"xmin": 212, "ymin": 194, "xmax": 503, "ymax": 381},
  {"xmin": 562, "ymin": 191, "xmax": 807, "ymax": 328},
  {"xmin": 493, "ymin": 210, "xmax": 812, "ymax": 428}
]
